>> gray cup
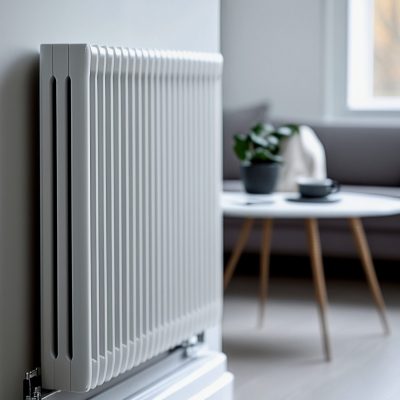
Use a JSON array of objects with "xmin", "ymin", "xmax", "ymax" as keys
[{"xmin": 297, "ymin": 178, "xmax": 340, "ymax": 198}]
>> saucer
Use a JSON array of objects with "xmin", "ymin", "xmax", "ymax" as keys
[{"xmin": 286, "ymin": 194, "xmax": 341, "ymax": 204}]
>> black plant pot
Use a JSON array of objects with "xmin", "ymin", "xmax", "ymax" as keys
[{"xmin": 240, "ymin": 163, "xmax": 280, "ymax": 194}]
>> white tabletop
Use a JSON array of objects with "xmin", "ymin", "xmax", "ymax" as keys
[{"xmin": 221, "ymin": 191, "xmax": 400, "ymax": 219}]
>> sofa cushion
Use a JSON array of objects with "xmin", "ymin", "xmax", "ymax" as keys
[
  {"xmin": 223, "ymin": 105, "xmax": 400, "ymax": 185},
  {"xmin": 270, "ymin": 120, "xmax": 400, "ymax": 186},
  {"xmin": 311, "ymin": 123, "xmax": 400, "ymax": 186}
]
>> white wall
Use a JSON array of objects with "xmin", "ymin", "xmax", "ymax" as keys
[
  {"xmin": 0, "ymin": 1, "xmax": 219, "ymax": 398},
  {"xmin": 221, "ymin": 0, "xmax": 324, "ymax": 120}
]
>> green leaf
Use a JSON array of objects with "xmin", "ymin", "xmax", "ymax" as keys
[
  {"xmin": 267, "ymin": 135, "xmax": 280, "ymax": 154},
  {"xmin": 267, "ymin": 135, "xmax": 279, "ymax": 147},
  {"xmin": 233, "ymin": 134, "xmax": 249, "ymax": 161},
  {"xmin": 251, "ymin": 147, "xmax": 283, "ymax": 163},
  {"xmin": 244, "ymin": 149, "xmax": 254, "ymax": 162},
  {"xmin": 251, "ymin": 123, "xmax": 264, "ymax": 134},
  {"xmin": 251, "ymin": 122, "xmax": 275, "ymax": 136},
  {"xmin": 274, "ymin": 126, "xmax": 292, "ymax": 137},
  {"xmin": 284, "ymin": 124, "xmax": 300, "ymax": 134},
  {"xmin": 273, "ymin": 124, "xmax": 300, "ymax": 138},
  {"xmin": 249, "ymin": 132, "xmax": 269, "ymax": 148}
]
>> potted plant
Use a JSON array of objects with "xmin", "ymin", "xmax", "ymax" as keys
[{"xmin": 233, "ymin": 123, "xmax": 299, "ymax": 194}]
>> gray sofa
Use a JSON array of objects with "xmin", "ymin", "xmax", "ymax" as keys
[{"xmin": 223, "ymin": 104, "xmax": 400, "ymax": 260}]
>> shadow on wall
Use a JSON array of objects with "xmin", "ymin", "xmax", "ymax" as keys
[{"xmin": 0, "ymin": 52, "xmax": 40, "ymax": 392}]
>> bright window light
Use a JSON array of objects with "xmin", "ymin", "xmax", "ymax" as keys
[{"xmin": 347, "ymin": 0, "xmax": 400, "ymax": 110}]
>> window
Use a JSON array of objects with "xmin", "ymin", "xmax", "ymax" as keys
[{"xmin": 347, "ymin": 0, "xmax": 400, "ymax": 110}]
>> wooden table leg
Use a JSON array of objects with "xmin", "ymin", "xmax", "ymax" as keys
[
  {"xmin": 224, "ymin": 218, "xmax": 254, "ymax": 290},
  {"xmin": 306, "ymin": 218, "xmax": 332, "ymax": 361},
  {"xmin": 259, "ymin": 219, "xmax": 273, "ymax": 328},
  {"xmin": 348, "ymin": 217, "xmax": 390, "ymax": 334}
]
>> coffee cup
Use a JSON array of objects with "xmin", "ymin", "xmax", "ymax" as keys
[{"xmin": 297, "ymin": 178, "xmax": 340, "ymax": 198}]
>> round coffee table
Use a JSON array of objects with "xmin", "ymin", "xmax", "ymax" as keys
[{"xmin": 222, "ymin": 191, "xmax": 400, "ymax": 361}]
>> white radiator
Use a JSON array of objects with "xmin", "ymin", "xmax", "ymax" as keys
[{"xmin": 40, "ymin": 44, "xmax": 223, "ymax": 393}]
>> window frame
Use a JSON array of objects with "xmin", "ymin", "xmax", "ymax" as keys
[{"xmin": 324, "ymin": 0, "xmax": 400, "ymax": 122}]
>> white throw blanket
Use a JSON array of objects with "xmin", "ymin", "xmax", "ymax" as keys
[{"xmin": 276, "ymin": 125, "xmax": 327, "ymax": 192}]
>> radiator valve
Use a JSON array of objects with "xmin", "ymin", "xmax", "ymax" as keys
[
  {"xmin": 182, "ymin": 335, "xmax": 202, "ymax": 358},
  {"xmin": 23, "ymin": 368, "xmax": 42, "ymax": 400}
]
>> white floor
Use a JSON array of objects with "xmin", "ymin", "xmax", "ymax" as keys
[{"xmin": 222, "ymin": 276, "xmax": 400, "ymax": 400}]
